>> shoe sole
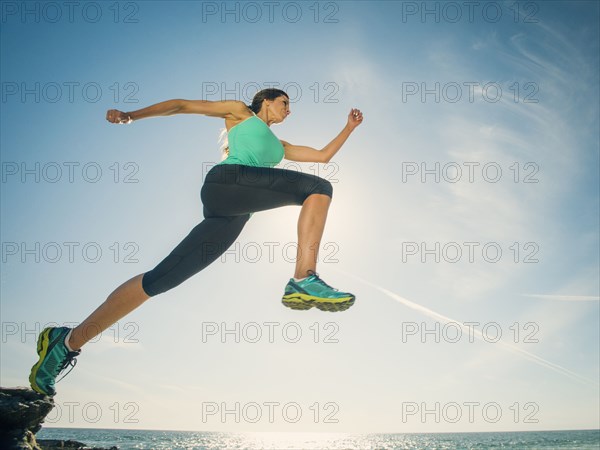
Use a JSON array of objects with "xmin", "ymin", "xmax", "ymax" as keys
[
  {"xmin": 282, "ymin": 294, "xmax": 355, "ymax": 312},
  {"xmin": 29, "ymin": 327, "xmax": 52, "ymax": 395}
]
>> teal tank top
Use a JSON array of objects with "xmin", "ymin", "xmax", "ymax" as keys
[{"xmin": 218, "ymin": 113, "xmax": 285, "ymax": 168}]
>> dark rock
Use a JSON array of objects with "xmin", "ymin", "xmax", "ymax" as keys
[
  {"xmin": 37, "ymin": 439, "xmax": 118, "ymax": 449},
  {"xmin": 0, "ymin": 387, "xmax": 118, "ymax": 450},
  {"xmin": 0, "ymin": 386, "xmax": 54, "ymax": 449},
  {"xmin": 36, "ymin": 439, "xmax": 87, "ymax": 448}
]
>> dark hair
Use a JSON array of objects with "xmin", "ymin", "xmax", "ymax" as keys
[
  {"xmin": 246, "ymin": 88, "xmax": 289, "ymax": 114},
  {"xmin": 220, "ymin": 88, "xmax": 289, "ymax": 158}
]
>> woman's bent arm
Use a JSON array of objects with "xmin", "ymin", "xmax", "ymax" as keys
[{"xmin": 281, "ymin": 108, "xmax": 363, "ymax": 163}]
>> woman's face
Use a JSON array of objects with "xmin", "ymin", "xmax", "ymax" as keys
[{"xmin": 266, "ymin": 96, "xmax": 291, "ymax": 123}]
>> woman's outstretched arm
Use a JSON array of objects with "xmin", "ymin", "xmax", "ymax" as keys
[
  {"xmin": 106, "ymin": 99, "xmax": 248, "ymax": 124},
  {"xmin": 282, "ymin": 108, "xmax": 364, "ymax": 163}
]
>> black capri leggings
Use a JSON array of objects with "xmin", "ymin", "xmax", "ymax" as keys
[{"xmin": 141, "ymin": 164, "xmax": 333, "ymax": 297}]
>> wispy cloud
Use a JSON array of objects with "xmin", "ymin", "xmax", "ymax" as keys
[
  {"xmin": 522, "ymin": 294, "xmax": 600, "ymax": 302},
  {"xmin": 335, "ymin": 268, "xmax": 598, "ymax": 389},
  {"xmin": 75, "ymin": 367, "xmax": 150, "ymax": 395}
]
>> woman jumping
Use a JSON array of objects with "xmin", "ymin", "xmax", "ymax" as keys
[{"xmin": 29, "ymin": 88, "xmax": 364, "ymax": 397}]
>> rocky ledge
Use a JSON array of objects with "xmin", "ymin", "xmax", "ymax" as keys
[{"xmin": 0, "ymin": 387, "xmax": 117, "ymax": 450}]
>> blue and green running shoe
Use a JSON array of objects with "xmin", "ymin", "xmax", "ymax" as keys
[
  {"xmin": 29, "ymin": 327, "xmax": 80, "ymax": 396},
  {"xmin": 282, "ymin": 270, "xmax": 355, "ymax": 312}
]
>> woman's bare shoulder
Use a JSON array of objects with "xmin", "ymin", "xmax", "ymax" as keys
[{"xmin": 225, "ymin": 104, "xmax": 255, "ymax": 131}]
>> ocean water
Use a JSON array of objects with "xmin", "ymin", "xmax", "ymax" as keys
[{"xmin": 35, "ymin": 428, "xmax": 600, "ymax": 449}]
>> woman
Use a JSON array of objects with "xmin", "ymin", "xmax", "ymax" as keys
[{"xmin": 29, "ymin": 88, "xmax": 364, "ymax": 397}]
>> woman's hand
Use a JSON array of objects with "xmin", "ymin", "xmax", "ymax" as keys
[
  {"xmin": 346, "ymin": 108, "xmax": 364, "ymax": 131},
  {"xmin": 106, "ymin": 109, "xmax": 133, "ymax": 124}
]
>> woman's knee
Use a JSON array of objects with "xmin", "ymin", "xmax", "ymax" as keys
[{"xmin": 309, "ymin": 177, "xmax": 333, "ymax": 199}]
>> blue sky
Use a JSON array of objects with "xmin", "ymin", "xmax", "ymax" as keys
[{"xmin": 1, "ymin": 0, "xmax": 599, "ymax": 434}]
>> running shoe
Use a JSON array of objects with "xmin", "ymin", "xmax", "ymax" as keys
[
  {"xmin": 282, "ymin": 270, "xmax": 355, "ymax": 312},
  {"xmin": 29, "ymin": 327, "xmax": 80, "ymax": 396}
]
